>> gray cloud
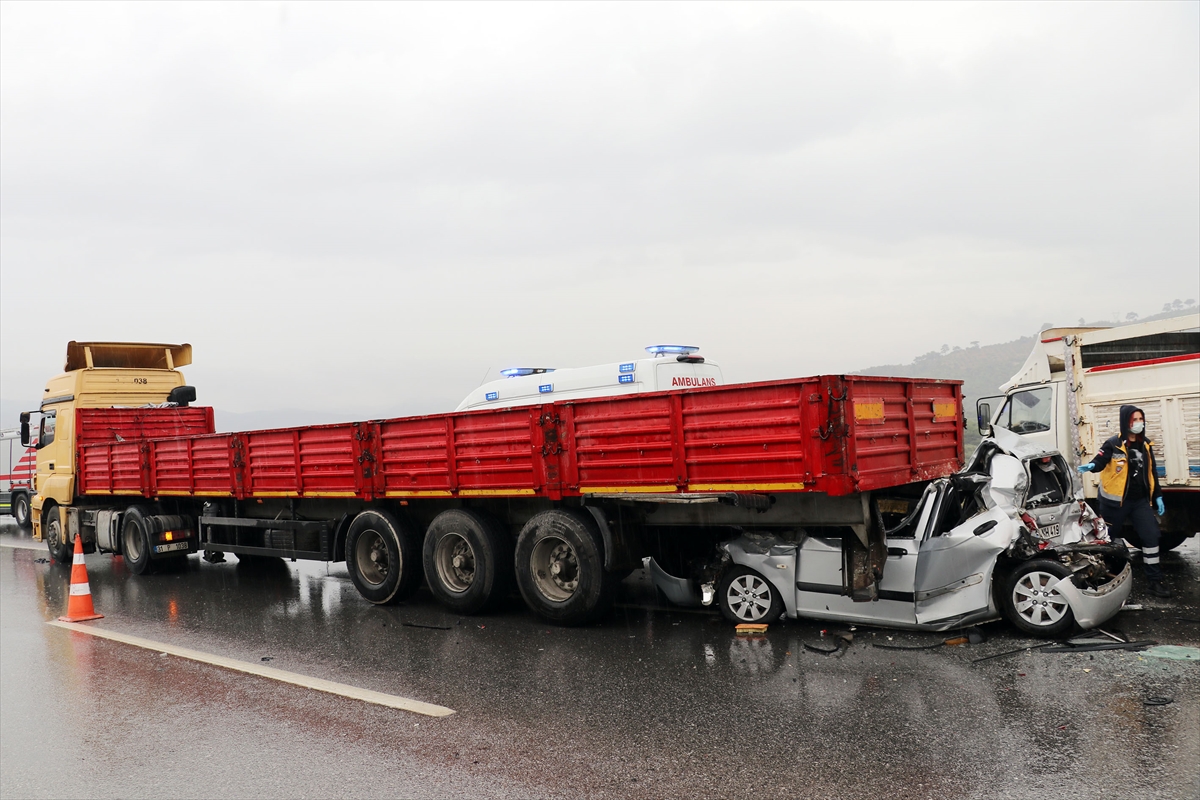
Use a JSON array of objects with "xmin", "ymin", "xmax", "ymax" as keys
[{"xmin": 2, "ymin": 2, "xmax": 1196, "ymax": 421}]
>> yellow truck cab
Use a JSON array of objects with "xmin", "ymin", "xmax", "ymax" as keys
[{"xmin": 22, "ymin": 342, "xmax": 192, "ymax": 557}]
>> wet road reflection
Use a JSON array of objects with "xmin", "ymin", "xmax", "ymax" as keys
[{"xmin": 3, "ymin": 523, "xmax": 1198, "ymax": 799}]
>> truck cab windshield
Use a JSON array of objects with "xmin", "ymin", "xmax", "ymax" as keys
[{"xmin": 996, "ymin": 387, "xmax": 1052, "ymax": 435}]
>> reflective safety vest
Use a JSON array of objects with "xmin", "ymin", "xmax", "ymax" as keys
[{"xmin": 1095, "ymin": 436, "xmax": 1158, "ymax": 506}]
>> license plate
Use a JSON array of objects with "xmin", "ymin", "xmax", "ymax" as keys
[
  {"xmin": 154, "ymin": 541, "xmax": 189, "ymax": 554},
  {"xmin": 1038, "ymin": 524, "xmax": 1060, "ymax": 538}
]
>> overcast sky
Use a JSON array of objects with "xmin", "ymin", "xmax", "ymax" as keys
[{"xmin": 2, "ymin": 2, "xmax": 1197, "ymax": 422}]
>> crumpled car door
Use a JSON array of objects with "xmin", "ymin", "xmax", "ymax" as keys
[{"xmin": 914, "ymin": 506, "xmax": 1016, "ymax": 626}]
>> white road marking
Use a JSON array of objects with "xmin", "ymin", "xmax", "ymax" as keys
[
  {"xmin": 46, "ymin": 620, "xmax": 455, "ymax": 717},
  {"xmin": 0, "ymin": 541, "xmax": 46, "ymax": 551}
]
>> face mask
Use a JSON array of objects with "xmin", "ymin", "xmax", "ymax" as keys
[{"xmin": 1130, "ymin": 421, "xmax": 1144, "ymax": 435}]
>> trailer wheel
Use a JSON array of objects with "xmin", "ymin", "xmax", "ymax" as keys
[
  {"xmin": 346, "ymin": 509, "xmax": 420, "ymax": 605},
  {"xmin": 43, "ymin": 505, "xmax": 71, "ymax": 564},
  {"xmin": 515, "ymin": 509, "xmax": 617, "ymax": 625},
  {"xmin": 1158, "ymin": 532, "xmax": 1187, "ymax": 553},
  {"xmin": 13, "ymin": 493, "xmax": 32, "ymax": 529},
  {"xmin": 423, "ymin": 509, "xmax": 513, "ymax": 614},
  {"xmin": 121, "ymin": 507, "xmax": 155, "ymax": 575},
  {"xmin": 1002, "ymin": 559, "xmax": 1076, "ymax": 638},
  {"xmin": 718, "ymin": 566, "xmax": 783, "ymax": 625}
]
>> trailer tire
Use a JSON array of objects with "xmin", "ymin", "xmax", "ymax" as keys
[
  {"xmin": 346, "ymin": 509, "xmax": 420, "ymax": 605},
  {"xmin": 1158, "ymin": 532, "xmax": 1187, "ymax": 553},
  {"xmin": 1001, "ymin": 559, "xmax": 1076, "ymax": 638},
  {"xmin": 43, "ymin": 504, "xmax": 71, "ymax": 564},
  {"xmin": 718, "ymin": 566, "xmax": 784, "ymax": 625},
  {"xmin": 423, "ymin": 509, "xmax": 512, "ymax": 614},
  {"xmin": 121, "ymin": 506, "xmax": 155, "ymax": 576},
  {"xmin": 13, "ymin": 493, "xmax": 32, "ymax": 529},
  {"xmin": 515, "ymin": 509, "xmax": 617, "ymax": 625}
]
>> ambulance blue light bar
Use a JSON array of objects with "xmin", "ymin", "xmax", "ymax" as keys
[
  {"xmin": 539, "ymin": 384, "xmax": 553, "ymax": 394},
  {"xmin": 618, "ymin": 374, "xmax": 634, "ymax": 384},
  {"xmin": 619, "ymin": 363, "xmax": 635, "ymax": 373},
  {"xmin": 645, "ymin": 345, "xmax": 699, "ymax": 356},
  {"xmin": 501, "ymin": 368, "xmax": 555, "ymax": 378}
]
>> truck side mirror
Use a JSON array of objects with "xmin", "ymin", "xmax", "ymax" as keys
[
  {"xmin": 19, "ymin": 412, "xmax": 30, "ymax": 447},
  {"xmin": 976, "ymin": 402, "xmax": 993, "ymax": 437},
  {"xmin": 167, "ymin": 386, "xmax": 196, "ymax": 407}
]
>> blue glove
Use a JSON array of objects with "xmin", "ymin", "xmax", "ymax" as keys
[
  {"xmin": 1076, "ymin": 463, "xmax": 1095, "ymax": 473},
  {"xmin": 1156, "ymin": 497, "xmax": 1165, "ymax": 516}
]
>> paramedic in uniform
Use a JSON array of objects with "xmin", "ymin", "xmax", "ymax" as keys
[{"xmin": 1078, "ymin": 405, "xmax": 1171, "ymax": 598}]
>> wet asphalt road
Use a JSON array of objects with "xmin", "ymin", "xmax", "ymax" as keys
[{"xmin": 2, "ymin": 520, "xmax": 1198, "ymax": 800}]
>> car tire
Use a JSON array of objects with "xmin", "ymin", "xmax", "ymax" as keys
[
  {"xmin": 43, "ymin": 504, "xmax": 71, "ymax": 564},
  {"xmin": 515, "ymin": 509, "xmax": 617, "ymax": 625},
  {"xmin": 121, "ymin": 506, "xmax": 155, "ymax": 575},
  {"xmin": 423, "ymin": 509, "xmax": 513, "ymax": 615},
  {"xmin": 345, "ymin": 509, "xmax": 420, "ymax": 605},
  {"xmin": 13, "ymin": 493, "xmax": 32, "ymax": 529},
  {"xmin": 1002, "ymin": 559, "xmax": 1076, "ymax": 638},
  {"xmin": 718, "ymin": 566, "xmax": 784, "ymax": 625}
]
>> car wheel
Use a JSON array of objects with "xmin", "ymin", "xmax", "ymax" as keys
[
  {"xmin": 13, "ymin": 493, "xmax": 32, "ymax": 529},
  {"xmin": 515, "ymin": 509, "xmax": 617, "ymax": 625},
  {"xmin": 718, "ymin": 566, "xmax": 784, "ymax": 625},
  {"xmin": 1002, "ymin": 559, "xmax": 1075, "ymax": 638},
  {"xmin": 121, "ymin": 506, "xmax": 155, "ymax": 575},
  {"xmin": 44, "ymin": 505, "xmax": 71, "ymax": 564},
  {"xmin": 345, "ymin": 509, "xmax": 420, "ymax": 605},
  {"xmin": 423, "ymin": 509, "xmax": 513, "ymax": 615}
]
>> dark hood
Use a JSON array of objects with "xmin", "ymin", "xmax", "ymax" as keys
[{"xmin": 1119, "ymin": 404, "xmax": 1143, "ymax": 437}]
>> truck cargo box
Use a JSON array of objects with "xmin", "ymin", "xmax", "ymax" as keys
[{"xmin": 76, "ymin": 375, "xmax": 963, "ymax": 500}]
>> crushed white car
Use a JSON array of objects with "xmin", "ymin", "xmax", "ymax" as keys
[{"xmin": 648, "ymin": 430, "xmax": 1132, "ymax": 638}]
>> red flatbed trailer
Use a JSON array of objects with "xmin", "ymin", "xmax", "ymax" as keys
[
  {"xmin": 63, "ymin": 372, "xmax": 962, "ymax": 624},
  {"xmin": 77, "ymin": 375, "xmax": 962, "ymax": 502}
]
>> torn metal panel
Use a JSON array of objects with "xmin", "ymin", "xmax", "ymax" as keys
[{"xmin": 914, "ymin": 508, "xmax": 1015, "ymax": 625}]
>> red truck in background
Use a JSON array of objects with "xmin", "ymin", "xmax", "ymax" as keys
[
  {"xmin": 23, "ymin": 341, "xmax": 964, "ymax": 626},
  {"xmin": 1, "ymin": 428, "xmax": 36, "ymax": 528}
]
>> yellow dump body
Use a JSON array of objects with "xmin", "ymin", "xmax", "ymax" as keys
[{"xmin": 31, "ymin": 342, "xmax": 191, "ymax": 539}]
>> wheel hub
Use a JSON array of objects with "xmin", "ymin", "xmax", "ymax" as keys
[
  {"xmin": 434, "ymin": 532, "xmax": 477, "ymax": 594},
  {"xmin": 726, "ymin": 575, "xmax": 772, "ymax": 622},
  {"xmin": 530, "ymin": 536, "xmax": 580, "ymax": 603},
  {"xmin": 1012, "ymin": 570, "xmax": 1068, "ymax": 627}
]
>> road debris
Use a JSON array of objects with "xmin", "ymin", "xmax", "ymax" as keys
[
  {"xmin": 1039, "ymin": 640, "xmax": 1156, "ymax": 653},
  {"xmin": 1141, "ymin": 645, "xmax": 1200, "ymax": 661}
]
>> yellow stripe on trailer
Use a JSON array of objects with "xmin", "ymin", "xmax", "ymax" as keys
[
  {"xmin": 458, "ymin": 488, "xmax": 537, "ymax": 497},
  {"xmin": 687, "ymin": 482, "xmax": 804, "ymax": 492},
  {"xmin": 580, "ymin": 485, "xmax": 678, "ymax": 494},
  {"xmin": 385, "ymin": 490, "xmax": 454, "ymax": 498}
]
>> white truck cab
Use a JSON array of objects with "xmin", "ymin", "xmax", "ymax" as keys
[
  {"xmin": 976, "ymin": 313, "xmax": 1199, "ymax": 546},
  {"xmin": 457, "ymin": 345, "xmax": 724, "ymax": 412}
]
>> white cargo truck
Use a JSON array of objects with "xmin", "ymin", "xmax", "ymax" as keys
[{"xmin": 977, "ymin": 313, "xmax": 1200, "ymax": 549}]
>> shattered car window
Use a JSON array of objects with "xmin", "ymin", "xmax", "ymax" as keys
[
  {"xmin": 998, "ymin": 387, "xmax": 1053, "ymax": 434},
  {"xmin": 1026, "ymin": 456, "xmax": 1070, "ymax": 507}
]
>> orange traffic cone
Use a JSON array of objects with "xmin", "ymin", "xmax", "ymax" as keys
[{"xmin": 58, "ymin": 534, "xmax": 103, "ymax": 622}]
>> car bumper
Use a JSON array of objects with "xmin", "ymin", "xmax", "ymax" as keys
[{"xmin": 1051, "ymin": 561, "xmax": 1133, "ymax": 629}]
